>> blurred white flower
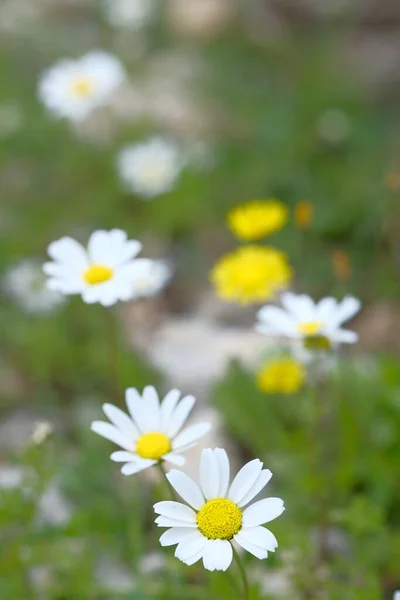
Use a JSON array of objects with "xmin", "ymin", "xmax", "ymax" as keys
[
  {"xmin": 31, "ymin": 421, "xmax": 54, "ymax": 445},
  {"xmin": 3, "ymin": 259, "xmax": 65, "ymax": 314},
  {"xmin": 91, "ymin": 385, "xmax": 211, "ymax": 474},
  {"xmin": 38, "ymin": 51, "xmax": 126, "ymax": 122},
  {"xmin": 154, "ymin": 448, "xmax": 284, "ymax": 571},
  {"xmin": 103, "ymin": 0, "xmax": 156, "ymax": 29},
  {"xmin": 394, "ymin": 591, "xmax": 400, "ymax": 600},
  {"xmin": 256, "ymin": 292, "xmax": 361, "ymax": 350},
  {"xmin": 117, "ymin": 137, "xmax": 184, "ymax": 198},
  {"xmin": 43, "ymin": 229, "xmax": 143, "ymax": 307},
  {"xmin": 131, "ymin": 259, "xmax": 172, "ymax": 299}
]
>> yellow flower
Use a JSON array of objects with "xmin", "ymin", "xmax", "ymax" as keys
[
  {"xmin": 294, "ymin": 200, "xmax": 313, "ymax": 230},
  {"xmin": 211, "ymin": 245, "xmax": 292, "ymax": 304},
  {"xmin": 332, "ymin": 250, "xmax": 351, "ymax": 282},
  {"xmin": 228, "ymin": 199, "xmax": 288, "ymax": 241},
  {"xmin": 257, "ymin": 357, "xmax": 305, "ymax": 394}
]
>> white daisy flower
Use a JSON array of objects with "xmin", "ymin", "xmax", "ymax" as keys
[
  {"xmin": 154, "ymin": 448, "xmax": 284, "ymax": 571},
  {"xmin": 256, "ymin": 292, "xmax": 361, "ymax": 351},
  {"xmin": 38, "ymin": 51, "xmax": 126, "ymax": 122},
  {"xmin": 3, "ymin": 259, "xmax": 65, "ymax": 314},
  {"xmin": 91, "ymin": 386, "xmax": 211, "ymax": 474},
  {"xmin": 130, "ymin": 259, "xmax": 172, "ymax": 299},
  {"xmin": 43, "ymin": 229, "xmax": 143, "ymax": 307},
  {"xmin": 117, "ymin": 137, "xmax": 184, "ymax": 199},
  {"xmin": 103, "ymin": 0, "xmax": 156, "ymax": 29},
  {"xmin": 394, "ymin": 592, "xmax": 400, "ymax": 600}
]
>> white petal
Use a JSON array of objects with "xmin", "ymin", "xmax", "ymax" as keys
[
  {"xmin": 162, "ymin": 453, "xmax": 186, "ymax": 466},
  {"xmin": 199, "ymin": 449, "xmax": 220, "ymax": 500},
  {"xmin": 234, "ymin": 531, "xmax": 268, "ymax": 560},
  {"xmin": 155, "ymin": 516, "xmax": 198, "ymax": 528},
  {"xmin": 256, "ymin": 306, "xmax": 296, "ymax": 336},
  {"xmin": 102, "ymin": 403, "xmax": 139, "ymax": 439},
  {"xmin": 213, "ymin": 448, "xmax": 230, "ymax": 497},
  {"xmin": 166, "ymin": 470, "xmax": 204, "ymax": 510},
  {"xmin": 330, "ymin": 328, "xmax": 358, "ymax": 343},
  {"xmin": 159, "ymin": 527, "xmax": 199, "ymax": 547},
  {"xmin": 110, "ymin": 451, "xmax": 138, "ymax": 462},
  {"xmin": 125, "ymin": 387, "xmax": 147, "ymax": 433},
  {"xmin": 47, "ymin": 236, "xmax": 88, "ymax": 269},
  {"xmin": 242, "ymin": 498, "xmax": 285, "ymax": 527},
  {"xmin": 332, "ymin": 296, "xmax": 361, "ymax": 326},
  {"xmin": 160, "ymin": 388, "xmax": 181, "ymax": 433},
  {"xmin": 184, "ymin": 547, "xmax": 206, "ymax": 566},
  {"xmin": 316, "ymin": 297, "xmax": 337, "ymax": 321},
  {"xmin": 238, "ymin": 526, "xmax": 278, "ymax": 552},
  {"xmin": 167, "ymin": 395, "xmax": 196, "ymax": 438},
  {"xmin": 237, "ymin": 469, "xmax": 273, "ymax": 508},
  {"xmin": 121, "ymin": 458, "xmax": 156, "ymax": 475},
  {"xmin": 202, "ymin": 539, "xmax": 233, "ymax": 572},
  {"xmin": 141, "ymin": 385, "xmax": 161, "ymax": 430},
  {"xmin": 280, "ymin": 292, "xmax": 316, "ymax": 321},
  {"xmin": 88, "ymin": 229, "xmax": 129, "ymax": 267},
  {"xmin": 91, "ymin": 421, "xmax": 132, "ymax": 451},
  {"xmin": 172, "ymin": 422, "xmax": 211, "ymax": 450},
  {"xmin": 175, "ymin": 532, "xmax": 208, "ymax": 562},
  {"xmin": 228, "ymin": 459, "xmax": 263, "ymax": 505},
  {"xmin": 153, "ymin": 501, "xmax": 196, "ymax": 523}
]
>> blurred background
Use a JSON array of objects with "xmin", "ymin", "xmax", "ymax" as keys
[{"xmin": 1, "ymin": 0, "xmax": 400, "ymax": 598}]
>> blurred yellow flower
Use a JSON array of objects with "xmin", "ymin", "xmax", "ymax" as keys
[
  {"xmin": 227, "ymin": 199, "xmax": 288, "ymax": 241},
  {"xmin": 211, "ymin": 245, "xmax": 292, "ymax": 304},
  {"xmin": 257, "ymin": 357, "xmax": 305, "ymax": 394},
  {"xmin": 332, "ymin": 250, "xmax": 351, "ymax": 282},
  {"xmin": 294, "ymin": 200, "xmax": 313, "ymax": 230}
]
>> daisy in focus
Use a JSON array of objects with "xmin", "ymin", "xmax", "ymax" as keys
[
  {"xmin": 257, "ymin": 357, "xmax": 305, "ymax": 394},
  {"xmin": 131, "ymin": 259, "xmax": 172, "ymax": 299},
  {"xmin": 3, "ymin": 259, "xmax": 65, "ymax": 314},
  {"xmin": 43, "ymin": 229, "xmax": 145, "ymax": 306},
  {"xmin": 103, "ymin": 0, "xmax": 156, "ymax": 29},
  {"xmin": 256, "ymin": 292, "xmax": 361, "ymax": 350},
  {"xmin": 38, "ymin": 51, "xmax": 125, "ymax": 121},
  {"xmin": 228, "ymin": 199, "xmax": 288, "ymax": 241},
  {"xmin": 154, "ymin": 448, "xmax": 284, "ymax": 571},
  {"xmin": 117, "ymin": 137, "xmax": 184, "ymax": 199},
  {"xmin": 91, "ymin": 386, "xmax": 211, "ymax": 474},
  {"xmin": 211, "ymin": 245, "xmax": 292, "ymax": 305}
]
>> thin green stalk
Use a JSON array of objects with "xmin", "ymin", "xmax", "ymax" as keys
[
  {"xmin": 156, "ymin": 462, "xmax": 176, "ymax": 500},
  {"xmin": 233, "ymin": 546, "xmax": 250, "ymax": 600}
]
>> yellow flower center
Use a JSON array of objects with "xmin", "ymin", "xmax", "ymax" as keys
[
  {"xmin": 298, "ymin": 321, "xmax": 323, "ymax": 336},
  {"xmin": 228, "ymin": 199, "xmax": 288, "ymax": 241},
  {"xmin": 83, "ymin": 265, "xmax": 113, "ymax": 285},
  {"xmin": 135, "ymin": 432, "xmax": 171, "ymax": 460},
  {"xmin": 257, "ymin": 358, "xmax": 305, "ymax": 394},
  {"xmin": 197, "ymin": 498, "xmax": 242, "ymax": 540},
  {"xmin": 70, "ymin": 77, "xmax": 95, "ymax": 98},
  {"xmin": 211, "ymin": 245, "xmax": 292, "ymax": 305}
]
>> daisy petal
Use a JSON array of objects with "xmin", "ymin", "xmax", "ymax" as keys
[
  {"xmin": 102, "ymin": 403, "xmax": 139, "ymax": 439},
  {"xmin": 166, "ymin": 470, "xmax": 204, "ymax": 510},
  {"xmin": 256, "ymin": 306, "xmax": 296, "ymax": 336},
  {"xmin": 125, "ymin": 387, "xmax": 147, "ymax": 432},
  {"xmin": 316, "ymin": 297, "xmax": 337, "ymax": 321},
  {"xmin": 242, "ymin": 497, "xmax": 285, "ymax": 527},
  {"xmin": 214, "ymin": 448, "xmax": 230, "ymax": 497},
  {"xmin": 172, "ymin": 423, "xmax": 211, "ymax": 450},
  {"xmin": 110, "ymin": 451, "xmax": 137, "ymax": 462},
  {"xmin": 175, "ymin": 532, "xmax": 207, "ymax": 562},
  {"xmin": 200, "ymin": 449, "xmax": 220, "ymax": 500},
  {"xmin": 238, "ymin": 526, "xmax": 278, "ymax": 552},
  {"xmin": 333, "ymin": 296, "xmax": 361, "ymax": 326},
  {"xmin": 237, "ymin": 469, "xmax": 272, "ymax": 508},
  {"xmin": 162, "ymin": 453, "xmax": 186, "ymax": 466},
  {"xmin": 91, "ymin": 421, "xmax": 132, "ymax": 451},
  {"xmin": 167, "ymin": 395, "xmax": 196, "ymax": 438},
  {"xmin": 184, "ymin": 548, "xmax": 206, "ymax": 566},
  {"xmin": 280, "ymin": 292, "xmax": 315, "ymax": 321},
  {"xmin": 202, "ymin": 539, "xmax": 233, "ymax": 572},
  {"xmin": 234, "ymin": 531, "xmax": 268, "ymax": 560},
  {"xmin": 159, "ymin": 527, "xmax": 198, "ymax": 547},
  {"xmin": 155, "ymin": 516, "xmax": 198, "ymax": 528},
  {"xmin": 331, "ymin": 328, "xmax": 358, "ymax": 343},
  {"xmin": 153, "ymin": 501, "xmax": 197, "ymax": 524},
  {"xmin": 160, "ymin": 389, "xmax": 181, "ymax": 433},
  {"xmin": 47, "ymin": 237, "xmax": 88, "ymax": 269},
  {"xmin": 142, "ymin": 385, "xmax": 161, "ymax": 430},
  {"xmin": 121, "ymin": 458, "xmax": 156, "ymax": 475},
  {"xmin": 228, "ymin": 459, "xmax": 263, "ymax": 505}
]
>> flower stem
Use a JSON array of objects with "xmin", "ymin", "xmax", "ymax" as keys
[
  {"xmin": 233, "ymin": 546, "xmax": 250, "ymax": 600},
  {"xmin": 155, "ymin": 462, "xmax": 175, "ymax": 500}
]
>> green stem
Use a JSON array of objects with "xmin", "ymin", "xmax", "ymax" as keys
[
  {"xmin": 233, "ymin": 546, "xmax": 250, "ymax": 600},
  {"xmin": 156, "ymin": 462, "xmax": 176, "ymax": 500}
]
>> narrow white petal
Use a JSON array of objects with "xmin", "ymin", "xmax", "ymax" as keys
[
  {"xmin": 316, "ymin": 297, "xmax": 337, "ymax": 321},
  {"xmin": 121, "ymin": 458, "xmax": 156, "ymax": 475},
  {"xmin": 159, "ymin": 527, "xmax": 198, "ymax": 547},
  {"xmin": 330, "ymin": 328, "xmax": 358, "ymax": 343},
  {"xmin": 172, "ymin": 422, "xmax": 211, "ymax": 450},
  {"xmin": 214, "ymin": 448, "xmax": 230, "ymax": 497},
  {"xmin": 199, "ymin": 449, "xmax": 220, "ymax": 500},
  {"xmin": 228, "ymin": 459, "xmax": 263, "ymax": 505},
  {"xmin": 125, "ymin": 387, "xmax": 147, "ymax": 433},
  {"xmin": 202, "ymin": 539, "xmax": 233, "ymax": 572},
  {"xmin": 160, "ymin": 389, "xmax": 181, "ymax": 433},
  {"xmin": 102, "ymin": 403, "xmax": 139, "ymax": 439},
  {"xmin": 242, "ymin": 498, "xmax": 285, "ymax": 527},
  {"xmin": 280, "ymin": 292, "xmax": 316, "ymax": 321},
  {"xmin": 91, "ymin": 421, "xmax": 132, "ymax": 451},
  {"xmin": 153, "ymin": 501, "xmax": 196, "ymax": 523},
  {"xmin": 237, "ymin": 469, "xmax": 273, "ymax": 508},
  {"xmin": 47, "ymin": 236, "xmax": 88, "ymax": 269},
  {"xmin": 162, "ymin": 453, "xmax": 186, "ymax": 466},
  {"xmin": 155, "ymin": 516, "xmax": 198, "ymax": 528},
  {"xmin": 256, "ymin": 306, "xmax": 296, "ymax": 336},
  {"xmin": 110, "ymin": 451, "xmax": 138, "ymax": 462},
  {"xmin": 142, "ymin": 385, "xmax": 161, "ymax": 430},
  {"xmin": 166, "ymin": 470, "xmax": 204, "ymax": 510},
  {"xmin": 184, "ymin": 547, "xmax": 206, "ymax": 566},
  {"xmin": 166, "ymin": 395, "xmax": 196, "ymax": 438},
  {"xmin": 234, "ymin": 531, "xmax": 268, "ymax": 560},
  {"xmin": 239, "ymin": 526, "xmax": 278, "ymax": 552},
  {"xmin": 175, "ymin": 532, "xmax": 207, "ymax": 562},
  {"xmin": 332, "ymin": 296, "xmax": 361, "ymax": 326}
]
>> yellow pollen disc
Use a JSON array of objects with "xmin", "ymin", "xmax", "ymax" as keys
[
  {"xmin": 84, "ymin": 264, "xmax": 113, "ymax": 285},
  {"xmin": 196, "ymin": 498, "xmax": 242, "ymax": 540},
  {"xmin": 70, "ymin": 77, "xmax": 95, "ymax": 98},
  {"xmin": 298, "ymin": 321, "xmax": 323, "ymax": 336},
  {"xmin": 136, "ymin": 432, "xmax": 171, "ymax": 460}
]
